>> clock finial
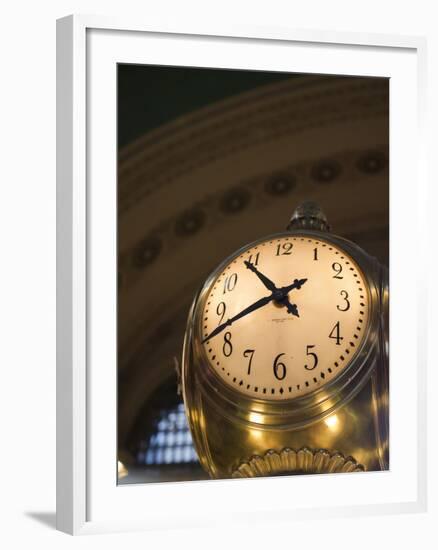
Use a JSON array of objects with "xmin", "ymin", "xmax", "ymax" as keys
[{"xmin": 287, "ymin": 201, "xmax": 330, "ymax": 232}]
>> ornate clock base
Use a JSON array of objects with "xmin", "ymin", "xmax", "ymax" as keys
[{"xmin": 232, "ymin": 447, "xmax": 365, "ymax": 478}]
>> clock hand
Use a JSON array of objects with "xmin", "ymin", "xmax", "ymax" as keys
[
  {"xmin": 280, "ymin": 278, "xmax": 308, "ymax": 294},
  {"xmin": 244, "ymin": 261, "xmax": 276, "ymax": 292},
  {"xmin": 278, "ymin": 278, "xmax": 307, "ymax": 317},
  {"xmin": 244, "ymin": 260, "xmax": 300, "ymax": 316},
  {"xmin": 202, "ymin": 278, "xmax": 307, "ymax": 343},
  {"xmin": 279, "ymin": 297, "xmax": 300, "ymax": 317},
  {"xmin": 202, "ymin": 294, "xmax": 273, "ymax": 343}
]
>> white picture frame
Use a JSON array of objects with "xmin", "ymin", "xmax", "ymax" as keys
[{"xmin": 56, "ymin": 14, "xmax": 428, "ymax": 535}]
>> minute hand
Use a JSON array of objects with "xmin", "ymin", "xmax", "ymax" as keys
[
  {"xmin": 202, "ymin": 294, "xmax": 273, "ymax": 343},
  {"xmin": 202, "ymin": 277, "xmax": 306, "ymax": 343}
]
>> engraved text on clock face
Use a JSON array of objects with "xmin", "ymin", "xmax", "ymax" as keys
[{"xmin": 201, "ymin": 235, "xmax": 369, "ymax": 400}]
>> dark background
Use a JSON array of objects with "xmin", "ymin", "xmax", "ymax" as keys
[
  {"xmin": 118, "ymin": 65, "xmax": 297, "ymax": 147},
  {"xmin": 117, "ymin": 64, "xmax": 389, "ymax": 483}
]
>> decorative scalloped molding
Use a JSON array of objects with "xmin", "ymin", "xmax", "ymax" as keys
[{"xmin": 232, "ymin": 447, "xmax": 365, "ymax": 477}]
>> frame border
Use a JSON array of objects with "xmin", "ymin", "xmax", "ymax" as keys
[{"xmin": 56, "ymin": 14, "xmax": 427, "ymax": 535}]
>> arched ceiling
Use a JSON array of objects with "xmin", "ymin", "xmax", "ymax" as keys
[{"xmin": 117, "ymin": 72, "xmax": 389, "ymax": 453}]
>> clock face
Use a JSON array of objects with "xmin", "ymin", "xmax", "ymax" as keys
[{"xmin": 200, "ymin": 234, "xmax": 369, "ymax": 401}]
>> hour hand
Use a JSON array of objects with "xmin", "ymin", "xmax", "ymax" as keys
[{"xmin": 244, "ymin": 261, "xmax": 276, "ymax": 292}]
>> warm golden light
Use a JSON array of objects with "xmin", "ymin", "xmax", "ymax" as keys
[
  {"xmin": 324, "ymin": 414, "xmax": 339, "ymax": 430},
  {"xmin": 249, "ymin": 411, "xmax": 264, "ymax": 424},
  {"xmin": 249, "ymin": 429, "xmax": 264, "ymax": 441},
  {"xmin": 118, "ymin": 460, "xmax": 128, "ymax": 479}
]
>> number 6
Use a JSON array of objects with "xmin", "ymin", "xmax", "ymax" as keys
[{"xmin": 273, "ymin": 353, "xmax": 287, "ymax": 380}]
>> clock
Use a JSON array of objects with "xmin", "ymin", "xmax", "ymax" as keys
[
  {"xmin": 181, "ymin": 202, "xmax": 388, "ymax": 478},
  {"xmin": 201, "ymin": 235, "xmax": 370, "ymax": 401}
]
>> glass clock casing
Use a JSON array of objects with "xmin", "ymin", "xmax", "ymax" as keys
[{"xmin": 181, "ymin": 203, "xmax": 389, "ymax": 478}]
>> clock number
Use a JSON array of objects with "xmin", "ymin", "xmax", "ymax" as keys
[
  {"xmin": 313, "ymin": 248, "xmax": 318, "ymax": 261},
  {"xmin": 248, "ymin": 252, "xmax": 260, "ymax": 266},
  {"xmin": 243, "ymin": 349, "xmax": 255, "ymax": 375},
  {"xmin": 273, "ymin": 353, "xmax": 287, "ymax": 380},
  {"xmin": 332, "ymin": 262, "xmax": 343, "ymax": 279},
  {"xmin": 304, "ymin": 345, "xmax": 318, "ymax": 370},
  {"xmin": 336, "ymin": 290, "xmax": 350, "ymax": 312},
  {"xmin": 275, "ymin": 242, "xmax": 293, "ymax": 256},
  {"xmin": 223, "ymin": 273, "xmax": 238, "ymax": 294},
  {"xmin": 216, "ymin": 301, "xmax": 226, "ymax": 324},
  {"xmin": 223, "ymin": 332, "xmax": 233, "ymax": 357},
  {"xmin": 329, "ymin": 321, "xmax": 343, "ymax": 345}
]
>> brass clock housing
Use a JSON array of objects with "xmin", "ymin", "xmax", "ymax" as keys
[{"xmin": 182, "ymin": 204, "xmax": 389, "ymax": 478}]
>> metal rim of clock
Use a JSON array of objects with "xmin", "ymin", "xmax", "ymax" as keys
[{"xmin": 185, "ymin": 229, "xmax": 382, "ymax": 430}]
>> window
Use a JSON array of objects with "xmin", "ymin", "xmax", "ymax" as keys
[{"xmin": 136, "ymin": 403, "xmax": 199, "ymax": 466}]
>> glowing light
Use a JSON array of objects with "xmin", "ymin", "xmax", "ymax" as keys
[
  {"xmin": 118, "ymin": 460, "xmax": 128, "ymax": 479},
  {"xmin": 249, "ymin": 429, "xmax": 264, "ymax": 441},
  {"xmin": 247, "ymin": 412, "xmax": 266, "ymax": 441},
  {"xmin": 324, "ymin": 414, "xmax": 339, "ymax": 430},
  {"xmin": 249, "ymin": 412, "xmax": 264, "ymax": 424}
]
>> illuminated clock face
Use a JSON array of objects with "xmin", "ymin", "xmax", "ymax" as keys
[{"xmin": 200, "ymin": 235, "xmax": 369, "ymax": 401}]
